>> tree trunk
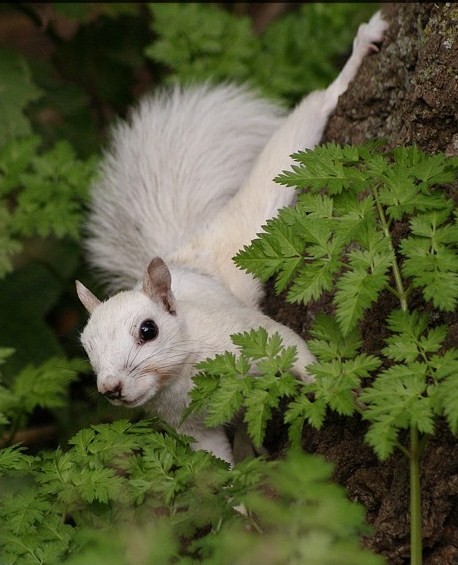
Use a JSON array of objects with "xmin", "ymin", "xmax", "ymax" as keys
[{"xmin": 264, "ymin": 3, "xmax": 458, "ymax": 563}]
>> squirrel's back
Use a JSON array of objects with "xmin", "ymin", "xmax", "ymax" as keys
[{"xmin": 85, "ymin": 83, "xmax": 285, "ymax": 291}]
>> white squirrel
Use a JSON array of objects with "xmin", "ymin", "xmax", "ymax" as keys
[{"xmin": 77, "ymin": 12, "xmax": 388, "ymax": 465}]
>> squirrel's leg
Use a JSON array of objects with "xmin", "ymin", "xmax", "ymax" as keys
[
  {"xmin": 170, "ymin": 12, "xmax": 387, "ymax": 307},
  {"xmin": 188, "ymin": 425, "xmax": 234, "ymax": 466}
]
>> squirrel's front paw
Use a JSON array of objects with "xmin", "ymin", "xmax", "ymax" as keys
[
  {"xmin": 355, "ymin": 11, "xmax": 388, "ymax": 54},
  {"xmin": 292, "ymin": 348, "xmax": 316, "ymax": 383}
]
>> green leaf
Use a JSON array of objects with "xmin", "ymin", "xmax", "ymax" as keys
[
  {"xmin": 12, "ymin": 141, "xmax": 95, "ymax": 240},
  {"xmin": 296, "ymin": 192, "xmax": 334, "ymax": 217},
  {"xmin": 0, "ymin": 50, "xmax": 43, "ymax": 145},
  {"xmin": 333, "ymin": 196, "xmax": 377, "ymax": 245},
  {"xmin": 2, "ymin": 357, "xmax": 89, "ymax": 424},
  {"xmin": 0, "ymin": 136, "xmax": 95, "ymax": 279},
  {"xmin": 276, "ymin": 144, "xmax": 353, "ymax": 194},
  {"xmin": 433, "ymin": 371, "xmax": 458, "ymax": 434},
  {"xmin": 204, "ymin": 374, "xmax": 250, "ymax": 428},
  {"xmin": 0, "ymin": 347, "xmax": 15, "ymax": 365},
  {"xmin": 334, "ymin": 260, "xmax": 390, "ymax": 336},
  {"xmin": 285, "ymin": 393, "xmax": 327, "ymax": 438},
  {"xmin": 402, "ymin": 247, "xmax": 458, "ymax": 311},
  {"xmin": 1, "ymin": 489, "xmax": 50, "ymax": 535},
  {"xmin": 310, "ymin": 355, "xmax": 379, "ymax": 418},
  {"xmin": 147, "ymin": 3, "xmax": 257, "ymax": 85},
  {"xmin": 361, "ymin": 363, "xmax": 434, "ymax": 460},
  {"xmin": 308, "ymin": 314, "xmax": 362, "ymax": 361},
  {"xmin": 253, "ymin": 3, "xmax": 376, "ymax": 102},
  {"xmin": 393, "ymin": 146, "xmax": 457, "ymax": 186},
  {"xmin": 0, "ymin": 136, "xmax": 41, "ymax": 195},
  {"xmin": 286, "ymin": 255, "xmax": 340, "ymax": 304},
  {"xmin": 427, "ymin": 350, "xmax": 458, "ymax": 433},
  {"xmin": 75, "ymin": 467, "xmax": 125, "ymax": 504},
  {"xmin": 186, "ymin": 372, "xmax": 221, "ymax": 420},
  {"xmin": 0, "ymin": 205, "xmax": 21, "ymax": 278},
  {"xmin": 381, "ymin": 310, "xmax": 447, "ymax": 363},
  {"xmin": 244, "ymin": 388, "xmax": 277, "ymax": 448},
  {"xmin": 400, "ymin": 209, "xmax": 458, "ymax": 311},
  {"xmin": 235, "ymin": 211, "xmax": 304, "ymax": 291},
  {"xmin": 189, "ymin": 328, "xmax": 301, "ymax": 447},
  {"xmin": 232, "ymin": 451, "xmax": 385, "ymax": 565},
  {"xmin": 0, "ymin": 445, "xmax": 33, "ymax": 475}
]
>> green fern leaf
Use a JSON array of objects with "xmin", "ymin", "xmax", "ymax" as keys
[
  {"xmin": 361, "ymin": 363, "xmax": 434, "ymax": 460},
  {"xmin": 286, "ymin": 258, "xmax": 338, "ymax": 304},
  {"xmin": 434, "ymin": 374, "xmax": 458, "ymax": 434},
  {"xmin": 244, "ymin": 388, "xmax": 277, "ymax": 448},
  {"xmin": 204, "ymin": 375, "xmax": 250, "ymax": 427},
  {"xmin": 234, "ymin": 214, "xmax": 304, "ymax": 291},
  {"xmin": 333, "ymin": 195, "xmax": 377, "ymax": 244},
  {"xmin": 310, "ymin": 355, "xmax": 379, "ymax": 418},
  {"xmin": 382, "ymin": 310, "xmax": 447, "ymax": 363},
  {"xmin": 147, "ymin": 4, "xmax": 257, "ymax": 85},
  {"xmin": 395, "ymin": 146, "xmax": 457, "ymax": 186},
  {"xmin": 402, "ymin": 246, "xmax": 458, "ymax": 311},
  {"xmin": 308, "ymin": 314, "xmax": 362, "ymax": 361},
  {"xmin": 1, "ymin": 490, "xmax": 50, "ymax": 535},
  {"xmin": 285, "ymin": 394, "xmax": 327, "ymax": 442},
  {"xmin": 12, "ymin": 141, "xmax": 95, "ymax": 240},
  {"xmin": 296, "ymin": 192, "xmax": 334, "ymax": 217},
  {"xmin": 276, "ymin": 144, "xmax": 349, "ymax": 194},
  {"xmin": 0, "ymin": 445, "xmax": 33, "ymax": 475},
  {"xmin": 334, "ymin": 261, "xmax": 390, "ymax": 336},
  {"xmin": 11, "ymin": 357, "xmax": 89, "ymax": 413}
]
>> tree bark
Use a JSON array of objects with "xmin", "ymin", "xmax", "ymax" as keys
[{"xmin": 325, "ymin": 2, "xmax": 458, "ymax": 156}]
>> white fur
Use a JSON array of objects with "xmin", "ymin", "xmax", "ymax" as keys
[
  {"xmin": 86, "ymin": 83, "xmax": 285, "ymax": 292},
  {"xmin": 79, "ymin": 12, "xmax": 388, "ymax": 464}
]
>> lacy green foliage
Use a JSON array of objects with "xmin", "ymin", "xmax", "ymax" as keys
[
  {"xmin": 146, "ymin": 3, "xmax": 376, "ymax": 103},
  {"xmin": 230, "ymin": 143, "xmax": 458, "ymax": 459},
  {"xmin": 285, "ymin": 316, "xmax": 381, "ymax": 442},
  {"xmin": 197, "ymin": 452, "xmax": 383, "ymax": 565},
  {"xmin": 361, "ymin": 311, "xmax": 458, "ymax": 458},
  {"xmin": 146, "ymin": 3, "xmax": 258, "ymax": 87},
  {"xmin": 236, "ymin": 144, "xmax": 458, "ymax": 321},
  {"xmin": 187, "ymin": 322, "xmax": 378, "ymax": 448},
  {"xmin": 187, "ymin": 328, "xmax": 299, "ymax": 448},
  {"xmin": 0, "ymin": 422, "xmax": 383, "ymax": 565},
  {"xmin": 0, "ymin": 135, "xmax": 96, "ymax": 277},
  {"xmin": 0, "ymin": 354, "xmax": 89, "ymax": 434}
]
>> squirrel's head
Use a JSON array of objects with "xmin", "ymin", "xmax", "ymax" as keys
[{"xmin": 76, "ymin": 258, "xmax": 188, "ymax": 408}]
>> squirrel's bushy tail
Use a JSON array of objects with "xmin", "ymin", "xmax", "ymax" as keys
[{"xmin": 85, "ymin": 83, "xmax": 285, "ymax": 292}]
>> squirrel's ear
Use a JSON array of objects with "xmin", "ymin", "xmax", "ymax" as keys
[
  {"xmin": 143, "ymin": 257, "xmax": 176, "ymax": 315},
  {"xmin": 76, "ymin": 280, "xmax": 101, "ymax": 314}
]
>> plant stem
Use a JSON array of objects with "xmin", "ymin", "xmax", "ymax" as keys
[
  {"xmin": 373, "ymin": 188, "xmax": 408, "ymax": 311},
  {"xmin": 410, "ymin": 425, "xmax": 422, "ymax": 565},
  {"xmin": 373, "ymin": 187, "xmax": 422, "ymax": 564}
]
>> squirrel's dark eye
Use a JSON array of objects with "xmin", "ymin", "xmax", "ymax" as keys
[{"xmin": 139, "ymin": 319, "xmax": 159, "ymax": 342}]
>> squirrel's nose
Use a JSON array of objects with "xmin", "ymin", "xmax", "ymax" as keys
[{"xmin": 101, "ymin": 382, "xmax": 123, "ymax": 400}]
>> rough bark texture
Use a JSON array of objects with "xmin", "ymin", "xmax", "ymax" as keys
[{"xmin": 263, "ymin": 3, "xmax": 458, "ymax": 564}]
